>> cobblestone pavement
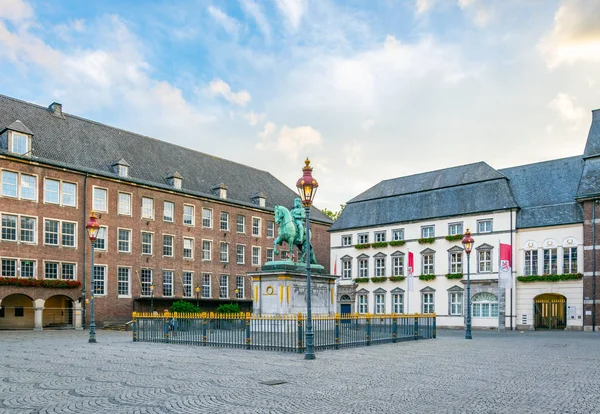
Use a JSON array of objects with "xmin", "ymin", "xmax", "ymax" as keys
[{"xmin": 1, "ymin": 329, "xmax": 599, "ymax": 414}]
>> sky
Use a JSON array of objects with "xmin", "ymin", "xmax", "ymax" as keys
[{"xmin": 0, "ymin": 0, "xmax": 599, "ymax": 211}]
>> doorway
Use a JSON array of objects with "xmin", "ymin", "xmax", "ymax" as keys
[{"xmin": 534, "ymin": 294, "xmax": 566, "ymax": 330}]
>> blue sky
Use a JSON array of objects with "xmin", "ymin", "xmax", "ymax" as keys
[{"xmin": 1, "ymin": 0, "xmax": 599, "ymax": 210}]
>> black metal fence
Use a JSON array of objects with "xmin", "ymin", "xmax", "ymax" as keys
[{"xmin": 133, "ymin": 312, "xmax": 436, "ymax": 352}]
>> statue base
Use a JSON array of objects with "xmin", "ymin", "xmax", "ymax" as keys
[{"xmin": 248, "ymin": 263, "xmax": 337, "ymax": 316}]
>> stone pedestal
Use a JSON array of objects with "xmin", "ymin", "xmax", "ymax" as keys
[{"xmin": 249, "ymin": 261, "xmax": 337, "ymax": 315}]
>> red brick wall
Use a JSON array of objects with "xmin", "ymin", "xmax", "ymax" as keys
[
  {"xmin": 581, "ymin": 201, "xmax": 600, "ymax": 329},
  {"xmin": 0, "ymin": 157, "xmax": 331, "ymax": 325}
]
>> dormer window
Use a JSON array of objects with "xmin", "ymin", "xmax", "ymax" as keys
[
  {"xmin": 213, "ymin": 183, "xmax": 228, "ymax": 199},
  {"xmin": 11, "ymin": 132, "xmax": 28, "ymax": 155},
  {"xmin": 2, "ymin": 120, "xmax": 33, "ymax": 156},
  {"xmin": 118, "ymin": 165, "xmax": 128, "ymax": 178},
  {"xmin": 173, "ymin": 177, "xmax": 182, "ymax": 189},
  {"xmin": 252, "ymin": 192, "xmax": 266, "ymax": 207},
  {"xmin": 112, "ymin": 159, "xmax": 130, "ymax": 178},
  {"xmin": 167, "ymin": 171, "xmax": 183, "ymax": 189}
]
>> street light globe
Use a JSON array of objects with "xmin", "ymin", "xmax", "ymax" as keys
[{"xmin": 296, "ymin": 158, "xmax": 319, "ymax": 207}]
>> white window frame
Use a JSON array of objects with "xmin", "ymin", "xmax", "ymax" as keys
[
  {"xmin": 118, "ymin": 228, "xmax": 132, "ymax": 253},
  {"xmin": 478, "ymin": 250, "xmax": 492, "ymax": 273},
  {"xmin": 183, "ymin": 237, "xmax": 194, "ymax": 260},
  {"xmin": 449, "ymin": 292, "xmax": 463, "ymax": 316},
  {"xmin": 202, "ymin": 240, "xmax": 212, "ymax": 261},
  {"xmin": 163, "ymin": 234, "xmax": 174, "ymax": 257},
  {"xmin": 266, "ymin": 221, "xmax": 274, "ymax": 238},
  {"xmin": 524, "ymin": 250, "xmax": 538, "ymax": 276},
  {"xmin": 341, "ymin": 235, "xmax": 352, "ymax": 246},
  {"xmin": 448, "ymin": 222, "xmax": 463, "ymax": 236},
  {"xmin": 421, "ymin": 226, "xmax": 435, "ymax": 238},
  {"xmin": 202, "ymin": 273, "xmax": 211, "ymax": 298},
  {"xmin": 422, "ymin": 254, "xmax": 435, "ymax": 275},
  {"xmin": 392, "ymin": 293, "xmax": 404, "ymax": 314},
  {"xmin": 96, "ymin": 226, "xmax": 107, "ymax": 251},
  {"xmin": 472, "ymin": 292, "xmax": 499, "ymax": 318},
  {"xmin": 1, "ymin": 214, "xmax": 37, "ymax": 244},
  {"xmin": 543, "ymin": 248, "xmax": 558, "ymax": 275},
  {"xmin": 140, "ymin": 268, "xmax": 153, "ymax": 296},
  {"xmin": 117, "ymin": 267, "xmax": 131, "ymax": 298},
  {"xmin": 252, "ymin": 246, "xmax": 261, "ymax": 266},
  {"xmin": 61, "ymin": 221, "xmax": 77, "ymax": 248},
  {"xmin": 374, "ymin": 257, "xmax": 385, "ymax": 277},
  {"xmin": 375, "ymin": 293, "xmax": 385, "ymax": 314},
  {"xmin": 237, "ymin": 215, "xmax": 245, "ymax": 233},
  {"xmin": 392, "ymin": 256, "xmax": 404, "ymax": 276},
  {"xmin": 92, "ymin": 186, "xmax": 108, "ymax": 212},
  {"xmin": 44, "ymin": 178, "xmax": 77, "ymax": 207},
  {"xmin": 20, "ymin": 259, "xmax": 36, "ymax": 278},
  {"xmin": 202, "ymin": 208, "xmax": 213, "ymax": 228},
  {"xmin": 236, "ymin": 244, "xmax": 245, "ymax": 264},
  {"xmin": 252, "ymin": 217, "xmax": 261, "ymax": 237},
  {"xmin": 358, "ymin": 258, "xmax": 368, "ymax": 278},
  {"xmin": 183, "ymin": 271, "xmax": 193, "ymax": 298},
  {"xmin": 358, "ymin": 295, "xmax": 368, "ymax": 314},
  {"xmin": 220, "ymin": 242, "xmax": 229, "ymax": 263},
  {"xmin": 183, "ymin": 204, "xmax": 195, "ymax": 226},
  {"xmin": 392, "ymin": 229, "xmax": 404, "ymax": 241},
  {"xmin": 358, "ymin": 233, "xmax": 368, "ymax": 244},
  {"xmin": 220, "ymin": 211, "xmax": 229, "ymax": 231},
  {"xmin": 118, "ymin": 192, "xmax": 132, "ymax": 216},
  {"xmin": 266, "ymin": 248, "xmax": 274, "ymax": 262},
  {"xmin": 11, "ymin": 132, "xmax": 29, "ymax": 155},
  {"xmin": 1, "ymin": 258, "xmax": 18, "ymax": 277},
  {"xmin": 163, "ymin": 201, "xmax": 175, "ymax": 223},
  {"xmin": 141, "ymin": 231, "xmax": 153, "ymax": 255},
  {"xmin": 163, "ymin": 270, "xmax": 174, "ymax": 297},
  {"xmin": 374, "ymin": 231, "xmax": 386, "ymax": 243},
  {"xmin": 477, "ymin": 219, "xmax": 493, "ymax": 233},
  {"xmin": 342, "ymin": 259, "xmax": 352, "ymax": 280},
  {"xmin": 220, "ymin": 274, "xmax": 229, "ymax": 299},
  {"xmin": 141, "ymin": 197, "xmax": 154, "ymax": 220},
  {"xmin": 422, "ymin": 292, "xmax": 434, "ymax": 314},
  {"xmin": 236, "ymin": 276, "xmax": 244, "ymax": 299},
  {"xmin": 563, "ymin": 247, "xmax": 577, "ymax": 274},
  {"xmin": 92, "ymin": 264, "xmax": 107, "ymax": 296},
  {"xmin": 450, "ymin": 252, "xmax": 463, "ymax": 273}
]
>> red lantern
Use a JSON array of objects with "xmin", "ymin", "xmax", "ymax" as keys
[{"xmin": 296, "ymin": 158, "xmax": 319, "ymax": 207}]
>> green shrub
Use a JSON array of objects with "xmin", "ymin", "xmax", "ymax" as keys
[
  {"xmin": 354, "ymin": 277, "xmax": 370, "ymax": 283},
  {"xmin": 217, "ymin": 303, "xmax": 242, "ymax": 314},
  {"xmin": 389, "ymin": 240, "xmax": 406, "ymax": 247},
  {"xmin": 516, "ymin": 273, "xmax": 583, "ymax": 283},
  {"xmin": 371, "ymin": 242, "xmax": 388, "ymax": 248},
  {"xmin": 354, "ymin": 243, "xmax": 371, "ymax": 249},
  {"xmin": 170, "ymin": 300, "xmax": 201, "ymax": 314},
  {"xmin": 446, "ymin": 273, "xmax": 463, "ymax": 279},
  {"xmin": 389, "ymin": 276, "xmax": 406, "ymax": 282},
  {"xmin": 419, "ymin": 274, "xmax": 436, "ymax": 281},
  {"xmin": 371, "ymin": 277, "xmax": 388, "ymax": 283},
  {"xmin": 418, "ymin": 237, "xmax": 435, "ymax": 244},
  {"xmin": 445, "ymin": 234, "xmax": 463, "ymax": 241}
]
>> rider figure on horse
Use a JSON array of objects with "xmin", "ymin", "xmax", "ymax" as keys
[{"xmin": 290, "ymin": 198, "xmax": 305, "ymax": 246}]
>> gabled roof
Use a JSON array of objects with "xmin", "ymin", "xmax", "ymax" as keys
[
  {"xmin": 349, "ymin": 162, "xmax": 505, "ymax": 203},
  {"xmin": 0, "ymin": 94, "xmax": 332, "ymax": 224},
  {"xmin": 2, "ymin": 120, "xmax": 33, "ymax": 135}
]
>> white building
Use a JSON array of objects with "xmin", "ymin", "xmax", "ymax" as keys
[{"xmin": 330, "ymin": 151, "xmax": 587, "ymax": 330}]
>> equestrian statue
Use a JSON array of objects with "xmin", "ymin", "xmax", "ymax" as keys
[{"xmin": 273, "ymin": 198, "xmax": 318, "ymax": 264}]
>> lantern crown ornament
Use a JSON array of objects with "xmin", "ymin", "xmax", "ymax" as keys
[
  {"xmin": 86, "ymin": 211, "xmax": 101, "ymax": 242},
  {"xmin": 296, "ymin": 158, "xmax": 319, "ymax": 207},
  {"xmin": 461, "ymin": 229, "xmax": 474, "ymax": 254}
]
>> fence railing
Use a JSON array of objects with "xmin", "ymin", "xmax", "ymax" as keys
[{"xmin": 132, "ymin": 312, "xmax": 436, "ymax": 352}]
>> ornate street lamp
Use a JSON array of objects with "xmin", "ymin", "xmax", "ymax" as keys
[
  {"xmin": 150, "ymin": 284, "xmax": 155, "ymax": 313},
  {"xmin": 195, "ymin": 286, "xmax": 200, "ymax": 308},
  {"xmin": 85, "ymin": 211, "xmax": 100, "ymax": 343},
  {"xmin": 296, "ymin": 157, "xmax": 318, "ymax": 360},
  {"xmin": 462, "ymin": 229, "xmax": 474, "ymax": 340}
]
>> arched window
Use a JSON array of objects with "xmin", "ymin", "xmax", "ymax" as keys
[
  {"xmin": 340, "ymin": 295, "xmax": 351, "ymax": 301},
  {"xmin": 472, "ymin": 292, "xmax": 498, "ymax": 318}
]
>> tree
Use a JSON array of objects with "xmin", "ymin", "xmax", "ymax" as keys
[{"xmin": 321, "ymin": 204, "xmax": 345, "ymax": 221}]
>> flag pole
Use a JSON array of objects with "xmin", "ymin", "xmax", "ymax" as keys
[{"xmin": 498, "ymin": 239, "xmax": 501, "ymax": 333}]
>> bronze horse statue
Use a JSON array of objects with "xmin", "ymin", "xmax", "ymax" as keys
[{"xmin": 273, "ymin": 205, "xmax": 317, "ymax": 264}]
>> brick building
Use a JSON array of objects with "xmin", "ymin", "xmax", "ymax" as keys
[{"xmin": 0, "ymin": 94, "xmax": 332, "ymax": 329}]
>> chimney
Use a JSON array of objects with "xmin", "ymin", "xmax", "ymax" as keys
[
  {"xmin": 48, "ymin": 102, "xmax": 64, "ymax": 119},
  {"xmin": 213, "ymin": 183, "xmax": 228, "ymax": 199}
]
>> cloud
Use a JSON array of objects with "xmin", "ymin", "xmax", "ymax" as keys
[
  {"xmin": 239, "ymin": 0, "xmax": 271, "ymax": 40},
  {"xmin": 276, "ymin": 0, "xmax": 306, "ymax": 31},
  {"xmin": 415, "ymin": 0, "xmax": 436, "ymax": 15},
  {"xmin": 548, "ymin": 93, "xmax": 586, "ymax": 128},
  {"xmin": 256, "ymin": 122, "xmax": 322, "ymax": 160},
  {"xmin": 0, "ymin": 0, "xmax": 32, "ymax": 23},
  {"xmin": 360, "ymin": 119, "xmax": 375, "ymax": 131},
  {"xmin": 243, "ymin": 111, "xmax": 266, "ymax": 126},
  {"xmin": 343, "ymin": 142, "xmax": 362, "ymax": 167},
  {"xmin": 207, "ymin": 6, "xmax": 240, "ymax": 37},
  {"xmin": 458, "ymin": 0, "xmax": 493, "ymax": 27},
  {"xmin": 209, "ymin": 79, "xmax": 251, "ymax": 106},
  {"xmin": 539, "ymin": 0, "xmax": 600, "ymax": 68}
]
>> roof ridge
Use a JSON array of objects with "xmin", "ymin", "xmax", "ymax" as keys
[
  {"xmin": 379, "ymin": 161, "xmax": 491, "ymax": 183},
  {"xmin": 0, "ymin": 93, "xmax": 273, "ymax": 178},
  {"xmin": 499, "ymin": 155, "xmax": 582, "ymax": 172}
]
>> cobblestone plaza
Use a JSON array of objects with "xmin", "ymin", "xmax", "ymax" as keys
[{"xmin": 1, "ymin": 330, "xmax": 599, "ymax": 413}]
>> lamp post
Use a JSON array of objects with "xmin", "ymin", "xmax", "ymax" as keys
[
  {"xmin": 462, "ymin": 229, "xmax": 474, "ymax": 340},
  {"xmin": 296, "ymin": 158, "xmax": 319, "ymax": 360},
  {"xmin": 195, "ymin": 286, "xmax": 200, "ymax": 308},
  {"xmin": 85, "ymin": 211, "xmax": 100, "ymax": 343},
  {"xmin": 150, "ymin": 284, "xmax": 155, "ymax": 313}
]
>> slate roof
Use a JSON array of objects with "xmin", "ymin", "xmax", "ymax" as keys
[
  {"xmin": 349, "ymin": 162, "xmax": 505, "ymax": 203},
  {"xmin": 331, "ymin": 155, "xmax": 587, "ymax": 232},
  {"xmin": 3, "ymin": 120, "xmax": 34, "ymax": 135},
  {"xmin": 330, "ymin": 163, "xmax": 518, "ymax": 231},
  {"xmin": 577, "ymin": 111, "xmax": 600, "ymax": 198},
  {"xmin": 0, "ymin": 94, "xmax": 332, "ymax": 223},
  {"xmin": 583, "ymin": 109, "xmax": 600, "ymax": 159},
  {"xmin": 500, "ymin": 156, "xmax": 584, "ymax": 228}
]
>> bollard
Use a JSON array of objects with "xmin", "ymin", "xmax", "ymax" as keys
[
  {"xmin": 414, "ymin": 316, "xmax": 419, "ymax": 340},
  {"xmin": 392, "ymin": 315, "xmax": 398, "ymax": 343},
  {"xmin": 245, "ymin": 317, "xmax": 251, "ymax": 350},
  {"xmin": 334, "ymin": 314, "xmax": 340, "ymax": 350},
  {"xmin": 433, "ymin": 314, "xmax": 437, "ymax": 339},
  {"xmin": 297, "ymin": 313, "xmax": 304, "ymax": 353},
  {"xmin": 132, "ymin": 315, "xmax": 137, "ymax": 342},
  {"xmin": 202, "ymin": 317, "xmax": 207, "ymax": 346},
  {"xmin": 366, "ymin": 314, "xmax": 371, "ymax": 346}
]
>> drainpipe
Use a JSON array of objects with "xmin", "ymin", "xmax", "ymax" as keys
[
  {"xmin": 82, "ymin": 174, "xmax": 88, "ymax": 328},
  {"xmin": 593, "ymin": 199, "xmax": 597, "ymax": 332}
]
